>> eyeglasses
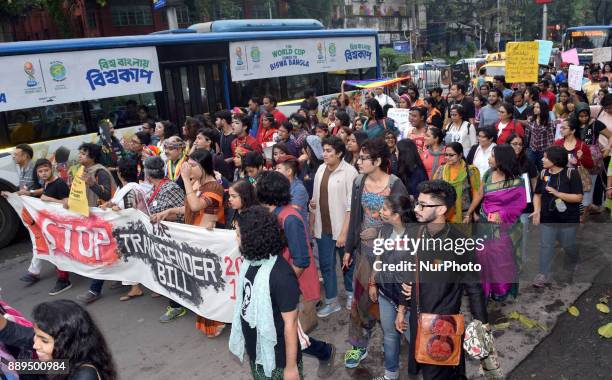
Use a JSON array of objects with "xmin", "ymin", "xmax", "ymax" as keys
[
  {"xmin": 415, "ymin": 201, "xmax": 443, "ymax": 210},
  {"xmin": 444, "ymin": 153, "xmax": 457, "ymax": 157},
  {"xmin": 357, "ymin": 155, "xmax": 372, "ymax": 161},
  {"xmin": 511, "ymin": 142, "xmax": 523, "ymax": 147}
]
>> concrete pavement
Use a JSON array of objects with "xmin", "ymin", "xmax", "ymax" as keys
[{"xmin": 1, "ymin": 219, "xmax": 611, "ymax": 379}]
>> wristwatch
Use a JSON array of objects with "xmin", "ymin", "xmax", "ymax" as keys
[{"xmin": 29, "ymin": 189, "xmax": 35, "ymax": 195}]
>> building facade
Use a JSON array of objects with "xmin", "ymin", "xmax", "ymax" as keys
[
  {"xmin": 339, "ymin": 0, "xmax": 427, "ymax": 57},
  {"xmin": 7, "ymin": 0, "xmax": 290, "ymax": 41}
]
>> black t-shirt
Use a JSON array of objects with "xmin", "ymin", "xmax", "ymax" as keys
[
  {"xmin": 219, "ymin": 132, "xmax": 236, "ymax": 159},
  {"xmin": 520, "ymin": 157, "xmax": 539, "ymax": 214},
  {"xmin": 453, "ymin": 97, "xmax": 475, "ymax": 119},
  {"xmin": 241, "ymin": 257, "xmax": 301, "ymax": 369},
  {"xmin": 535, "ymin": 167, "xmax": 583, "ymax": 223},
  {"xmin": 579, "ymin": 120, "xmax": 606, "ymax": 146},
  {"xmin": 43, "ymin": 177, "xmax": 70, "ymax": 200}
]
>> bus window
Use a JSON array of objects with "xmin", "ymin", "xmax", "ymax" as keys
[
  {"xmin": 180, "ymin": 67, "xmax": 191, "ymax": 116},
  {"xmin": 231, "ymin": 77, "xmax": 281, "ymax": 108},
  {"xmin": 2, "ymin": 102, "xmax": 87, "ymax": 146},
  {"xmin": 197, "ymin": 65, "xmax": 210, "ymax": 115},
  {"xmin": 212, "ymin": 64, "xmax": 224, "ymax": 111},
  {"xmin": 568, "ymin": 29, "xmax": 610, "ymax": 50},
  {"xmin": 91, "ymin": 93, "xmax": 158, "ymax": 129},
  {"xmin": 327, "ymin": 69, "xmax": 361, "ymax": 94},
  {"xmin": 285, "ymin": 73, "xmax": 324, "ymax": 101}
]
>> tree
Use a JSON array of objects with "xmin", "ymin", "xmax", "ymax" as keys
[
  {"xmin": 379, "ymin": 47, "xmax": 410, "ymax": 74},
  {"xmin": 0, "ymin": 0, "xmax": 43, "ymax": 18}
]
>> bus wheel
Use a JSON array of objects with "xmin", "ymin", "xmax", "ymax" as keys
[{"xmin": 0, "ymin": 197, "xmax": 18, "ymax": 249}]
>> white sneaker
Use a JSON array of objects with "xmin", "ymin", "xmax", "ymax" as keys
[
  {"xmin": 317, "ymin": 302, "xmax": 341, "ymax": 318},
  {"xmin": 533, "ymin": 273, "xmax": 547, "ymax": 288},
  {"xmin": 346, "ymin": 293, "xmax": 354, "ymax": 310}
]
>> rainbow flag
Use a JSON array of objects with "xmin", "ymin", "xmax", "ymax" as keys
[{"xmin": 343, "ymin": 76, "xmax": 410, "ymax": 89}]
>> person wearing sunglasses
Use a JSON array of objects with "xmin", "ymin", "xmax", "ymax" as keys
[
  {"xmin": 432, "ymin": 142, "xmax": 481, "ymax": 224},
  {"xmin": 342, "ymin": 137, "xmax": 408, "ymax": 369},
  {"xmin": 400, "ymin": 180, "xmax": 490, "ymax": 380}
]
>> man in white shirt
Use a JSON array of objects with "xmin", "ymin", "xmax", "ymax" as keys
[{"xmin": 374, "ymin": 87, "xmax": 396, "ymax": 108}]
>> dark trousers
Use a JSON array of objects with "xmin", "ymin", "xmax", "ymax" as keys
[
  {"xmin": 593, "ymin": 156, "xmax": 610, "ymax": 207},
  {"xmin": 90, "ymin": 279, "xmax": 104, "ymax": 295},
  {"xmin": 302, "ymin": 336, "xmax": 332, "ymax": 361}
]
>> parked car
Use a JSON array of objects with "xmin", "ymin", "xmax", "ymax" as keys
[{"xmin": 396, "ymin": 62, "xmax": 442, "ymax": 93}]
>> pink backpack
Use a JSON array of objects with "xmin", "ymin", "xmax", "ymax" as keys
[
  {"xmin": 0, "ymin": 301, "xmax": 33, "ymax": 328},
  {"xmin": 1, "ymin": 301, "xmax": 34, "ymax": 379}
]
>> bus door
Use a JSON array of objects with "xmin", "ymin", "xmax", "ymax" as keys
[{"xmin": 160, "ymin": 62, "xmax": 227, "ymax": 126}]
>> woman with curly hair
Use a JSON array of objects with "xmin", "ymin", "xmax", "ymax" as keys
[
  {"xmin": 229, "ymin": 205, "xmax": 303, "ymax": 380},
  {"xmin": 32, "ymin": 299, "xmax": 117, "ymax": 380}
]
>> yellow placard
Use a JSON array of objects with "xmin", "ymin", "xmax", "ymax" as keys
[
  {"xmin": 505, "ymin": 41, "xmax": 539, "ymax": 83},
  {"xmin": 68, "ymin": 166, "xmax": 90, "ymax": 217}
]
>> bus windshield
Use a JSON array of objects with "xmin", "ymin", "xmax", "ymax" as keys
[{"xmin": 565, "ymin": 29, "xmax": 611, "ymax": 50}]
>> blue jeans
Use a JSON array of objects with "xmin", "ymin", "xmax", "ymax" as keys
[
  {"xmin": 527, "ymin": 148, "xmax": 544, "ymax": 172},
  {"xmin": 90, "ymin": 279, "xmax": 104, "ymax": 295},
  {"xmin": 378, "ymin": 294, "xmax": 410, "ymax": 379},
  {"xmin": 316, "ymin": 234, "xmax": 354, "ymax": 301},
  {"xmin": 539, "ymin": 224, "xmax": 578, "ymax": 276}
]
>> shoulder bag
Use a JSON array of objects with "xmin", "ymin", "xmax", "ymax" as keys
[
  {"xmin": 414, "ymin": 232, "xmax": 465, "ymax": 366},
  {"xmin": 576, "ymin": 141, "xmax": 592, "ymax": 192}
]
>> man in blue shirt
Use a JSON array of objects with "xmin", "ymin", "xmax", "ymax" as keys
[{"xmin": 247, "ymin": 96, "xmax": 261, "ymax": 138}]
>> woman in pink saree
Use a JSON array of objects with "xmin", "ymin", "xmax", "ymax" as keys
[{"xmin": 477, "ymin": 144, "xmax": 527, "ymax": 301}]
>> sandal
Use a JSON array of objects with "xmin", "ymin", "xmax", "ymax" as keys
[
  {"xmin": 120, "ymin": 292, "xmax": 144, "ymax": 301},
  {"xmin": 206, "ymin": 324, "xmax": 226, "ymax": 339}
]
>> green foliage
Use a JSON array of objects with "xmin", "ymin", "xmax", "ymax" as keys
[
  {"xmin": 379, "ymin": 47, "xmax": 410, "ymax": 73},
  {"xmin": 0, "ymin": 0, "xmax": 42, "ymax": 18},
  {"xmin": 421, "ymin": 0, "xmax": 610, "ymax": 56}
]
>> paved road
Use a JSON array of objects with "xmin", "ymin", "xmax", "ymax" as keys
[{"xmin": 1, "ymin": 219, "xmax": 611, "ymax": 379}]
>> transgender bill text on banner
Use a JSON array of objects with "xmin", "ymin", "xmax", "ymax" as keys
[{"xmin": 6, "ymin": 193, "xmax": 241, "ymax": 323}]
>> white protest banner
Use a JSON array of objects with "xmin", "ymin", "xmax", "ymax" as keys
[
  {"xmin": 0, "ymin": 47, "xmax": 162, "ymax": 112},
  {"xmin": 7, "ymin": 193, "xmax": 240, "ymax": 323},
  {"xmin": 592, "ymin": 47, "xmax": 612, "ymax": 64},
  {"xmin": 386, "ymin": 108, "xmax": 412, "ymax": 139},
  {"xmin": 568, "ymin": 65, "xmax": 585, "ymax": 91},
  {"xmin": 229, "ymin": 36, "xmax": 377, "ymax": 81}
]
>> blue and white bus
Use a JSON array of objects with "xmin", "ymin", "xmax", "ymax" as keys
[
  {"xmin": 562, "ymin": 25, "xmax": 612, "ymax": 64},
  {"xmin": 0, "ymin": 19, "xmax": 380, "ymax": 248}
]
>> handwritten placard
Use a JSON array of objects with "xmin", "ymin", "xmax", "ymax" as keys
[
  {"xmin": 561, "ymin": 48, "xmax": 579, "ymax": 65},
  {"xmin": 592, "ymin": 47, "xmax": 612, "ymax": 64},
  {"xmin": 506, "ymin": 41, "xmax": 539, "ymax": 83},
  {"xmin": 386, "ymin": 108, "xmax": 412, "ymax": 139},
  {"xmin": 68, "ymin": 166, "xmax": 89, "ymax": 217},
  {"xmin": 568, "ymin": 65, "xmax": 585, "ymax": 91},
  {"xmin": 537, "ymin": 40, "xmax": 554, "ymax": 65}
]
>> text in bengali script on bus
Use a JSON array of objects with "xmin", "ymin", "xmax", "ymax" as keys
[{"xmin": 86, "ymin": 57, "xmax": 155, "ymax": 91}]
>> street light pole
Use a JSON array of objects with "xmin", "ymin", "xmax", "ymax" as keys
[
  {"xmin": 542, "ymin": 3, "xmax": 548, "ymax": 40},
  {"xmin": 166, "ymin": 6, "xmax": 178, "ymax": 30},
  {"xmin": 497, "ymin": 0, "xmax": 500, "ymax": 51}
]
